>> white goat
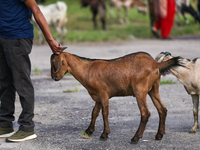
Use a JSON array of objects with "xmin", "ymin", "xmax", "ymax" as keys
[
  {"xmin": 109, "ymin": 0, "xmax": 147, "ymax": 24},
  {"xmin": 155, "ymin": 52, "xmax": 200, "ymax": 133},
  {"xmin": 32, "ymin": 1, "xmax": 68, "ymax": 44}
]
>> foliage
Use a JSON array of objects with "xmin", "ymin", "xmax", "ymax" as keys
[{"xmin": 33, "ymin": 0, "xmax": 200, "ymax": 43}]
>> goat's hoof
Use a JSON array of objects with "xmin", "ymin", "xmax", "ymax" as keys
[
  {"xmin": 130, "ymin": 139, "xmax": 138, "ymax": 144},
  {"xmin": 155, "ymin": 133, "xmax": 163, "ymax": 141},
  {"xmin": 81, "ymin": 130, "xmax": 92, "ymax": 139},
  {"xmin": 100, "ymin": 135, "xmax": 108, "ymax": 141},
  {"xmin": 189, "ymin": 130, "xmax": 196, "ymax": 134},
  {"xmin": 85, "ymin": 129, "xmax": 93, "ymax": 136},
  {"xmin": 131, "ymin": 136, "xmax": 140, "ymax": 144}
]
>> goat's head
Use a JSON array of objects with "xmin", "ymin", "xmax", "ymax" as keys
[
  {"xmin": 81, "ymin": 0, "xmax": 90, "ymax": 7},
  {"xmin": 137, "ymin": 6, "xmax": 147, "ymax": 15},
  {"xmin": 155, "ymin": 52, "xmax": 173, "ymax": 62},
  {"xmin": 51, "ymin": 53, "xmax": 69, "ymax": 81}
]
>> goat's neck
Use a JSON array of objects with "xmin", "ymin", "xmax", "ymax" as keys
[
  {"xmin": 64, "ymin": 53, "xmax": 90, "ymax": 86},
  {"xmin": 170, "ymin": 60, "xmax": 193, "ymax": 84}
]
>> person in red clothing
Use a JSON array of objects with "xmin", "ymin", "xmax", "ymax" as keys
[{"xmin": 151, "ymin": 0, "xmax": 176, "ymax": 39}]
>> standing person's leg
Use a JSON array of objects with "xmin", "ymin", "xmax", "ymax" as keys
[
  {"xmin": 0, "ymin": 36, "xmax": 16, "ymax": 137},
  {"xmin": 160, "ymin": 0, "xmax": 176, "ymax": 38},
  {"xmin": 151, "ymin": 19, "xmax": 161, "ymax": 38},
  {"xmin": 1, "ymin": 38, "xmax": 37, "ymax": 142},
  {"xmin": 160, "ymin": 15, "xmax": 175, "ymax": 38}
]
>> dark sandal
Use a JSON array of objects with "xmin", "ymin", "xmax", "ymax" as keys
[{"xmin": 151, "ymin": 29, "xmax": 160, "ymax": 38}]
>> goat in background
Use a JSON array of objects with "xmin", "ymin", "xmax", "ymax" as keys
[
  {"xmin": 176, "ymin": 0, "xmax": 200, "ymax": 25},
  {"xmin": 81, "ymin": 0, "xmax": 106, "ymax": 30},
  {"xmin": 51, "ymin": 50, "xmax": 182, "ymax": 144},
  {"xmin": 32, "ymin": 1, "xmax": 68, "ymax": 44},
  {"xmin": 109, "ymin": 0, "xmax": 147, "ymax": 24},
  {"xmin": 155, "ymin": 52, "xmax": 200, "ymax": 133}
]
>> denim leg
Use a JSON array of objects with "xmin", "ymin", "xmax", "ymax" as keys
[{"xmin": 0, "ymin": 37, "xmax": 35, "ymax": 131}]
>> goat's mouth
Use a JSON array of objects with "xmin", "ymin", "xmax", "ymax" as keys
[{"xmin": 52, "ymin": 74, "xmax": 60, "ymax": 81}]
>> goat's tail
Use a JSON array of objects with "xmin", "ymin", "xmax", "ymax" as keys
[{"xmin": 158, "ymin": 56, "xmax": 183, "ymax": 75}]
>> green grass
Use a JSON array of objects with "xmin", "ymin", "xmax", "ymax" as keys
[
  {"xmin": 33, "ymin": 67, "xmax": 41, "ymax": 75},
  {"xmin": 160, "ymin": 80, "xmax": 176, "ymax": 85},
  {"xmin": 34, "ymin": 0, "xmax": 200, "ymax": 43},
  {"xmin": 81, "ymin": 130, "xmax": 92, "ymax": 139},
  {"xmin": 63, "ymin": 87, "xmax": 78, "ymax": 93}
]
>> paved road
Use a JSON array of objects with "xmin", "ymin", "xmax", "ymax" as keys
[{"xmin": 1, "ymin": 36, "xmax": 200, "ymax": 150}]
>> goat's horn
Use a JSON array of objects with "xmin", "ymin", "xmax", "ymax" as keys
[
  {"xmin": 158, "ymin": 55, "xmax": 165, "ymax": 62},
  {"xmin": 61, "ymin": 46, "xmax": 68, "ymax": 51}
]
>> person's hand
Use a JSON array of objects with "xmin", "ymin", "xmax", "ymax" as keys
[{"xmin": 48, "ymin": 39, "xmax": 62, "ymax": 54}]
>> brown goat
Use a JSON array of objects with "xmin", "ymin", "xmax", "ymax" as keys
[
  {"xmin": 81, "ymin": 0, "xmax": 106, "ymax": 30},
  {"xmin": 51, "ymin": 51, "xmax": 182, "ymax": 144}
]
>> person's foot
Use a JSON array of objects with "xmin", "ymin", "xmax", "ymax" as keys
[
  {"xmin": 6, "ymin": 130, "xmax": 37, "ymax": 142},
  {"xmin": 151, "ymin": 28, "xmax": 160, "ymax": 38},
  {"xmin": 0, "ymin": 127, "xmax": 15, "ymax": 138}
]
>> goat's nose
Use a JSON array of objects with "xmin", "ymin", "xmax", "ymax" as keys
[{"xmin": 54, "ymin": 76, "xmax": 57, "ymax": 81}]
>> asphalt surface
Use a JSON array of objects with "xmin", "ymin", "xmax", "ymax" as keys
[{"xmin": 1, "ymin": 35, "xmax": 200, "ymax": 150}]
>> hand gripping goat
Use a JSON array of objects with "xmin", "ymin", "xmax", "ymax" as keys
[{"xmin": 51, "ymin": 51, "xmax": 182, "ymax": 144}]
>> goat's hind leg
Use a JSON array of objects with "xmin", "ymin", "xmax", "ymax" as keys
[
  {"xmin": 190, "ymin": 95, "xmax": 199, "ymax": 133},
  {"xmin": 148, "ymin": 82, "xmax": 167, "ymax": 141},
  {"xmin": 131, "ymin": 92, "xmax": 150, "ymax": 144},
  {"xmin": 85, "ymin": 102, "xmax": 102, "ymax": 136}
]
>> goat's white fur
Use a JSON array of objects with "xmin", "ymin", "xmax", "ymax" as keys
[
  {"xmin": 32, "ymin": 1, "xmax": 68, "ymax": 44},
  {"xmin": 109, "ymin": 0, "xmax": 147, "ymax": 24},
  {"xmin": 155, "ymin": 53, "xmax": 200, "ymax": 133}
]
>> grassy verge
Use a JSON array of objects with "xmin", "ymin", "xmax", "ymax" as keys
[
  {"xmin": 160, "ymin": 80, "xmax": 176, "ymax": 85},
  {"xmin": 34, "ymin": 0, "xmax": 200, "ymax": 43}
]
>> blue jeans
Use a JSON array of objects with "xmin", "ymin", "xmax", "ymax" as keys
[{"xmin": 0, "ymin": 36, "xmax": 35, "ymax": 132}]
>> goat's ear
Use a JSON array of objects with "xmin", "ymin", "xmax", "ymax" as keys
[{"xmin": 60, "ymin": 44, "xmax": 67, "ymax": 52}]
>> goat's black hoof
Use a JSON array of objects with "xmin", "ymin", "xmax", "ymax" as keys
[
  {"xmin": 131, "ymin": 136, "xmax": 141, "ymax": 144},
  {"xmin": 85, "ymin": 129, "xmax": 93, "ymax": 136},
  {"xmin": 130, "ymin": 138, "xmax": 138, "ymax": 144},
  {"xmin": 155, "ymin": 133, "xmax": 163, "ymax": 141},
  {"xmin": 100, "ymin": 135, "xmax": 108, "ymax": 141},
  {"xmin": 189, "ymin": 130, "xmax": 196, "ymax": 134}
]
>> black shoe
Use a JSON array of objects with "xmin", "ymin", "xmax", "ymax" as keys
[{"xmin": 151, "ymin": 29, "xmax": 160, "ymax": 38}]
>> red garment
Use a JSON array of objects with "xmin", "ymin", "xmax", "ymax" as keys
[{"xmin": 154, "ymin": 0, "xmax": 176, "ymax": 38}]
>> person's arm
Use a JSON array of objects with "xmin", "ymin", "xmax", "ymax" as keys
[{"xmin": 24, "ymin": 0, "xmax": 62, "ymax": 54}]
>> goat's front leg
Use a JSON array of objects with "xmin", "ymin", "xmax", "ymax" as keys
[
  {"xmin": 125, "ymin": 7, "xmax": 130, "ymax": 24},
  {"xmin": 131, "ymin": 93, "xmax": 150, "ymax": 144},
  {"xmin": 117, "ymin": 7, "xmax": 124, "ymax": 24},
  {"xmin": 190, "ymin": 95, "xmax": 199, "ymax": 133},
  {"xmin": 100, "ymin": 98, "xmax": 110, "ymax": 141},
  {"xmin": 85, "ymin": 102, "xmax": 102, "ymax": 136}
]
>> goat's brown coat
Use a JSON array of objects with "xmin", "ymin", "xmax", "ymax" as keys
[{"xmin": 51, "ymin": 51, "xmax": 181, "ymax": 143}]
